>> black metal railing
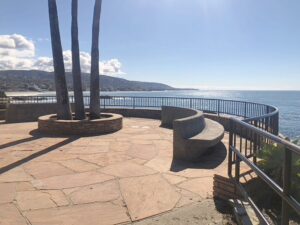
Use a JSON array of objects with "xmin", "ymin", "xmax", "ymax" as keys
[
  {"xmin": 5, "ymin": 95, "xmax": 279, "ymax": 134},
  {"xmin": 228, "ymin": 118, "xmax": 300, "ymax": 225}
]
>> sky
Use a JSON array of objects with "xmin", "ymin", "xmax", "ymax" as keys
[{"xmin": 1, "ymin": 0, "xmax": 300, "ymax": 90}]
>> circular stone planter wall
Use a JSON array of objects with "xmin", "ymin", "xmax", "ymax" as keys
[{"xmin": 38, "ymin": 113, "xmax": 123, "ymax": 136}]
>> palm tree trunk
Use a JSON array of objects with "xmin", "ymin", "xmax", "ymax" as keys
[
  {"xmin": 89, "ymin": 0, "xmax": 102, "ymax": 119},
  {"xmin": 48, "ymin": 0, "xmax": 72, "ymax": 120},
  {"xmin": 71, "ymin": 0, "xmax": 86, "ymax": 120}
]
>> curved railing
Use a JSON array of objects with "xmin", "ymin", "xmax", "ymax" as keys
[{"xmin": 3, "ymin": 95, "xmax": 279, "ymax": 134}]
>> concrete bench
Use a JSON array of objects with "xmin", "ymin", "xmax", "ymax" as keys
[
  {"xmin": 161, "ymin": 106, "xmax": 224, "ymax": 161},
  {"xmin": 161, "ymin": 106, "xmax": 197, "ymax": 128}
]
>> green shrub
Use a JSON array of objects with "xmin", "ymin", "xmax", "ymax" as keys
[
  {"xmin": 294, "ymin": 138, "xmax": 300, "ymax": 147},
  {"xmin": 258, "ymin": 143, "xmax": 300, "ymax": 202}
]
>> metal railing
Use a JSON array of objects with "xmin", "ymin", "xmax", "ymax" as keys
[
  {"xmin": 228, "ymin": 118, "xmax": 300, "ymax": 225},
  {"xmin": 5, "ymin": 95, "xmax": 279, "ymax": 134}
]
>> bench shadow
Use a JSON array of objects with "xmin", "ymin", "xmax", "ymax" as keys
[
  {"xmin": 170, "ymin": 142, "xmax": 227, "ymax": 172},
  {"xmin": 159, "ymin": 124, "xmax": 172, "ymax": 129},
  {"xmin": 0, "ymin": 136, "xmax": 79, "ymax": 174}
]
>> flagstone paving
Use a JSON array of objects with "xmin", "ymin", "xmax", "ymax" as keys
[{"xmin": 0, "ymin": 118, "xmax": 235, "ymax": 224}]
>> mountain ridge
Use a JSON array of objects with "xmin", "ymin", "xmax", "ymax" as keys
[{"xmin": 0, "ymin": 70, "xmax": 190, "ymax": 92}]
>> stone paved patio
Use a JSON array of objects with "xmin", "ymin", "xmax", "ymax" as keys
[{"xmin": 0, "ymin": 118, "xmax": 232, "ymax": 225}]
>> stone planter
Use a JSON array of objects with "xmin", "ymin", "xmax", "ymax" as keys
[{"xmin": 38, "ymin": 113, "xmax": 123, "ymax": 136}]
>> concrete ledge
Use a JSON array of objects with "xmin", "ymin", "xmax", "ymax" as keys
[
  {"xmin": 4, "ymin": 103, "xmax": 230, "ymax": 131},
  {"xmin": 5, "ymin": 103, "xmax": 75, "ymax": 123},
  {"xmin": 103, "ymin": 108, "xmax": 161, "ymax": 120},
  {"xmin": 161, "ymin": 106, "xmax": 197, "ymax": 128},
  {"xmin": 0, "ymin": 103, "xmax": 7, "ymax": 109},
  {"xmin": 38, "ymin": 113, "xmax": 123, "ymax": 136},
  {"xmin": 204, "ymin": 113, "xmax": 231, "ymax": 132},
  {"xmin": 0, "ymin": 109, "xmax": 6, "ymax": 120},
  {"xmin": 5, "ymin": 104, "xmax": 159, "ymax": 123}
]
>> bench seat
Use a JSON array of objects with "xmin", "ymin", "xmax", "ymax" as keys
[
  {"xmin": 183, "ymin": 119, "xmax": 225, "ymax": 160},
  {"xmin": 161, "ymin": 106, "xmax": 225, "ymax": 161},
  {"xmin": 188, "ymin": 119, "xmax": 224, "ymax": 146}
]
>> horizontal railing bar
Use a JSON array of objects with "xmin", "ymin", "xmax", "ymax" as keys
[
  {"xmin": 6, "ymin": 95, "xmax": 277, "ymax": 108},
  {"xmin": 5, "ymin": 95, "xmax": 280, "ymax": 135},
  {"xmin": 231, "ymin": 146, "xmax": 300, "ymax": 215},
  {"xmin": 231, "ymin": 118, "xmax": 300, "ymax": 155},
  {"xmin": 243, "ymin": 111, "xmax": 279, "ymax": 122}
]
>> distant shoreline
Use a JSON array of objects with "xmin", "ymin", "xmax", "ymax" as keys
[
  {"xmin": 5, "ymin": 89, "xmax": 300, "ymax": 96},
  {"xmin": 5, "ymin": 89, "xmax": 198, "ymax": 96}
]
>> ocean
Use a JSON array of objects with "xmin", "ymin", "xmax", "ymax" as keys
[
  {"xmin": 7, "ymin": 90, "xmax": 300, "ymax": 140},
  {"xmin": 99, "ymin": 90, "xmax": 300, "ymax": 140}
]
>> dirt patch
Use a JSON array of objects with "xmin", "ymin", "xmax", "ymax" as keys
[{"xmin": 133, "ymin": 199, "xmax": 236, "ymax": 225}]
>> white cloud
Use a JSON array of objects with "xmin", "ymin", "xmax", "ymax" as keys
[
  {"xmin": 0, "ymin": 34, "xmax": 124, "ymax": 76},
  {"xmin": 0, "ymin": 57, "xmax": 33, "ymax": 70},
  {"xmin": 100, "ymin": 59, "xmax": 124, "ymax": 75},
  {"xmin": 0, "ymin": 34, "xmax": 35, "ymax": 58}
]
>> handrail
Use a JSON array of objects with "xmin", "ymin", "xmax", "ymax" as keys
[
  {"xmin": 5, "ymin": 95, "xmax": 279, "ymax": 135},
  {"xmin": 228, "ymin": 117, "xmax": 300, "ymax": 225},
  {"xmin": 243, "ymin": 106, "xmax": 279, "ymax": 122},
  {"xmin": 232, "ymin": 118, "xmax": 299, "ymax": 155}
]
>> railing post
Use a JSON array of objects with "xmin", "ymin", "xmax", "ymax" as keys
[
  {"xmin": 217, "ymin": 99, "xmax": 220, "ymax": 116},
  {"xmin": 244, "ymin": 102, "xmax": 247, "ymax": 118},
  {"xmin": 253, "ymin": 120, "xmax": 258, "ymax": 165},
  {"xmin": 235, "ymin": 152, "xmax": 240, "ymax": 183},
  {"xmin": 190, "ymin": 98, "xmax": 192, "ymax": 109},
  {"xmin": 276, "ymin": 112, "xmax": 279, "ymax": 135},
  {"xmin": 133, "ymin": 97, "xmax": 135, "ymax": 109},
  {"xmin": 228, "ymin": 119, "xmax": 234, "ymax": 177},
  {"xmin": 281, "ymin": 148, "xmax": 292, "ymax": 225}
]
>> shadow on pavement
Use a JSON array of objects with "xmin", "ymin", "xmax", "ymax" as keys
[
  {"xmin": 0, "ymin": 136, "xmax": 41, "ymax": 150},
  {"xmin": 0, "ymin": 136, "xmax": 79, "ymax": 174},
  {"xmin": 170, "ymin": 142, "xmax": 227, "ymax": 172}
]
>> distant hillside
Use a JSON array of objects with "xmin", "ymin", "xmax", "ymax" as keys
[{"xmin": 0, "ymin": 70, "xmax": 177, "ymax": 92}]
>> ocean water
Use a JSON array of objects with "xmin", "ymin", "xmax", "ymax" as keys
[
  {"xmin": 7, "ymin": 90, "xmax": 300, "ymax": 139},
  {"xmin": 100, "ymin": 90, "xmax": 300, "ymax": 140}
]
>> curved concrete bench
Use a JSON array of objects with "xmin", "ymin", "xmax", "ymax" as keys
[
  {"xmin": 161, "ymin": 106, "xmax": 197, "ymax": 128},
  {"xmin": 161, "ymin": 106, "xmax": 225, "ymax": 161}
]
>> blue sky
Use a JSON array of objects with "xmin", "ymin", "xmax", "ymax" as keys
[{"xmin": 1, "ymin": 0, "xmax": 300, "ymax": 90}]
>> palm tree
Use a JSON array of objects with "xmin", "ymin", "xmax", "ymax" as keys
[
  {"xmin": 89, "ymin": 0, "xmax": 102, "ymax": 119},
  {"xmin": 48, "ymin": 0, "xmax": 72, "ymax": 120},
  {"xmin": 71, "ymin": 0, "xmax": 86, "ymax": 120}
]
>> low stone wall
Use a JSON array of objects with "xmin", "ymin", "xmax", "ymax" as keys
[
  {"xmin": 0, "ymin": 102, "xmax": 8, "ymax": 120},
  {"xmin": 5, "ymin": 103, "xmax": 231, "ymax": 129},
  {"xmin": 38, "ymin": 113, "xmax": 123, "ymax": 136},
  {"xmin": 5, "ymin": 103, "xmax": 75, "ymax": 123},
  {"xmin": 0, "ymin": 109, "xmax": 6, "ymax": 120},
  {"xmin": 0, "ymin": 103, "xmax": 7, "ymax": 109},
  {"xmin": 102, "ymin": 108, "xmax": 161, "ymax": 120},
  {"xmin": 204, "ymin": 113, "xmax": 231, "ymax": 132}
]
